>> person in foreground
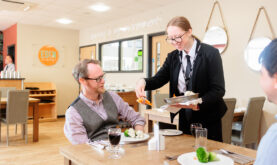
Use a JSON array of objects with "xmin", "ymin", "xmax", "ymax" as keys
[
  {"xmin": 254, "ymin": 39, "xmax": 277, "ymax": 165},
  {"xmin": 135, "ymin": 16, "xmax": 226, "ymax": 141},
  {"xmin": 64, "ymin": 59, "xmax": 145, "ymax": 144}
]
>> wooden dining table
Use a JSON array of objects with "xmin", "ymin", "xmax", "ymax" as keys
[
  {"xmin": 60, "ymin": 134, "xmax": 256, "ymax": 165},
  {"xmin": 0, "ymin": 97, "xmax": 40, "ymax": 142},
  {"xmin": 143, "ymin": 109, "xmax": 245, "ymax": 133}
]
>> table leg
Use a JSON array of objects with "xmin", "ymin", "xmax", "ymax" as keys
[
  {"xmin": 33, "ymin": 102, "xmax": 39, "ymax": 142},
  {"xmin": 64, "ymin": 157, "xmax": 72, "ymax": 165},
  {"xmin": 144, "ymin": 113, "xmax": 152, "ymax": 133}
]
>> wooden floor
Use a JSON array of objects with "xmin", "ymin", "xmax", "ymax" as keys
[{"xmin": 0, "ymin": 118, "xmax": 70, "ymax": 165}]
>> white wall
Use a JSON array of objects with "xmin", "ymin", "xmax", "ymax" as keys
[
  {"xmin": 80, "ymin": 0, "xmax": 277, "ymax": 137},
  {"xmin": 17, "ymin": 23, "xmax": 79, "ymax": 116}
]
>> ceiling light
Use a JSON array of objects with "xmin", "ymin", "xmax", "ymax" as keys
[
  {"xmin": 90, "ymin": 3, "xmax": 110, "ymax": 12},
  {"xmin": 119, "ymin": 27, "xmax": 129, "ymax": 31},
  {"xmin": 56, "ymin": 18, "xmax": 73, "ymax": 24}
]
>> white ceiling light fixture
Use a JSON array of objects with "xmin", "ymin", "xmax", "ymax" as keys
[
  {"xmin": 56, "ymin": 18, "xmax": 73, "ymax": 24},
  {"xmin": 119, "ymin": 27, "xmax": 129, "ymax": 31},
  {"xmin": 89, "ymin": 3, "xmax": 110, "ymax": 12}
]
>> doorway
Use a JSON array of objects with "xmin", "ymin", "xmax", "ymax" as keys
[
  {"xmin": 7, "ymin": 44, "xmax": 15, "ymax": 64},
  {"xmin": 79, "ymin": 44, "xmax": 96, "ymax": 61},
  {"xmin": 147, "ymin": 32, "xmax": 175, "ymax": 105}
]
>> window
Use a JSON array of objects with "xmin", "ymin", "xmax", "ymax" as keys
[
  {"xmin": 100, "ymin": 36, "xmax": 143, "ymax": 72},
  {"xmin": 101, "ymin": 42, "xmax": 119, "ymax": 71}
]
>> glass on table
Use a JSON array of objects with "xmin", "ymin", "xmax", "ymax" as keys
[
  {"xmin": 108, "ymin": 128, "xmax": 121, "ymax": 159},
  {"xmin": 190, "ymin": 123, "xmax": 202, "ymax": 137},
  {"xmin": 108, "ymin": 128, "xmax": 121, "ymax": 158},
  {"xmin": 195, "ymin": 128, "xmax": 208, "ymax": 149}
]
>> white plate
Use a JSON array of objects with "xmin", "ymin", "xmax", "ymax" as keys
[
  {"xmin": 120, "ymin": 133, "xmax": 150, "ymax": 143},
  {"xmin": 177, "ymin": 152, "xmax": 234, "ymax": 165},
  {"xmin": 160, "ymin": 129, "xmax": 183, "ymax": 136}
]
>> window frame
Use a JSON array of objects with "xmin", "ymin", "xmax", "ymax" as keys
[{"xmin": 99, "ymin": 35, "xmax": 144, "ymax": 73}]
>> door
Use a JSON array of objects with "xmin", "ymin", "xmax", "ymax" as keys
[
  {"xmin": 80, "ymin": 45, "xmax": 96, "ymax": 61},
  {"xmin": 151, "ymin": 34, "xmax": 175, "ymax": 96}
]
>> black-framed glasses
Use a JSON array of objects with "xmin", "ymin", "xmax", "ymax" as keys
[
  {"xmin": 166, "ymin": 33, "xmax": 186, "ymax": 44},
  {"xmin": 84, "ymin": 73, "xmax": 105, "ymax": 83}
]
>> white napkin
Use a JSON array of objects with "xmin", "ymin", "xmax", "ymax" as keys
[{"xmin": 87, "ymin": 140, "xmax": 109, "ymax": 150}]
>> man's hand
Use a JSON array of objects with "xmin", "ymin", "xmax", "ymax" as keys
[{"xmin": 134, "ymin": 125, "xmax": 144, "ymax": 132}]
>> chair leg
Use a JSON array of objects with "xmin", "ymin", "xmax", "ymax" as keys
[
  {"xmin": 0, "ymin": 122, "xmax": 1, "ymax": 142},
  {"xmin": 15, "ymin": 124, "xmax": 17, "ymax": 135},
  {"xmin": 6, "ymin": 124, "xmax": 9, "ymax": 146},
  {"xmin": 25, "ymin": 123, "xmax": 28, "ymax": 144},
  {"xmin": 21, "ymin": 124, "xmax": 24, "ymax": 139}
]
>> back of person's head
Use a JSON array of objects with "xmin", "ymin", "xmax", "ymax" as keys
[
  {"xmin": 259, "ymin": 39, "xmax": 277, "ymax": 76},
  {"xmin": 72, "ymin": 59, "xmax": 100, "ymax": 83}
]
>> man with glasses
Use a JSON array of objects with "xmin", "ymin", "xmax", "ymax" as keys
[{"xmin": 64, "ymin": 59, "xmax": 145, "ymax": 144}]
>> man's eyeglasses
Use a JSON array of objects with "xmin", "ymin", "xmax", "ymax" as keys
[
  {"xmin": 84, "ymin": 73, "xmax": 105, "ymax": 83},
  {"xmin": 166, "ymin": 33, "xmax": 186, "ymax": 44}
]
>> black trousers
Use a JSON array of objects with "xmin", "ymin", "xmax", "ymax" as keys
[{"xmin": 178, "ymin": 110, "xmax": 223, "ymax": 142}]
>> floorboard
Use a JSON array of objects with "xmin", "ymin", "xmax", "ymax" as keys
[{"xmin": 0, "ymin": 118, "xmax": 69, "ymax": 165}]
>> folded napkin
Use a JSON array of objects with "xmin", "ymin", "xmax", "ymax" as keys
[
  {"xmin": 87, "ymin": 140, "xmax": 109, "ymax": 150},
  {"xmin": 214, "ymin": 149, "xmax": 255, "ymax": 165}
]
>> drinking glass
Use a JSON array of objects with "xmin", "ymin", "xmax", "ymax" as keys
[
  {"xmin": 108, "ymin": 128, "xmax": 121, "ymax": 159},
  {"xmin": 190, "ymin": 123, "xmax": 202, "ymax": 137},
  {"xmin": 195, "ymin": 128, "xmax": 208, "ymax": 149}
]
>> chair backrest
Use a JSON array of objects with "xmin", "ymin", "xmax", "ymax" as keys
[
  {"xmin": 241, "ymin": 96, "xmax": 265, "ymax": 145},
  {"xmin": 0, "ymin": 87, "xmax": 16, "ymax": 97},
  {"xmin": 153, "ymin": 93, "xmax": 169, "ymax": 108},
  {"xmin": 222, "ymin": 98, "xmax": 236, "ymax": 144},
  {"xmin": 6, "ymin": 90, "xmax": 29, "ymax": 124}
]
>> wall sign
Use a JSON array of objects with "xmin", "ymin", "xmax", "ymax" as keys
[{"xmin": 38, "ymin": 45, "xmax": 59, "ymax": 66}]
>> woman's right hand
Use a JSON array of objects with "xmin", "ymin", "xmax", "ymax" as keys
[{"xmin": 135, "ymin": 78, "xmax": 146, "ymax": 98}]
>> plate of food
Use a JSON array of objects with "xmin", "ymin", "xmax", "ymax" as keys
[
  {"xmin": 164, "ymin": 91, "xmax": 199, "ymax": 105},
  {"xmin": 121, "ymin": 128, "xmax": 150, "ymax": 143},
  {"xmin": 160, "ymin": 129, "xmax": 183, "ymax": 136},
  {"xmin": 177, "ymin": 148, "xmax": 234, "ymax": 165}
]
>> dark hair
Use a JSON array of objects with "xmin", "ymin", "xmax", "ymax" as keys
[
  {"xmin": 7, "ymin": 54, "xmax": 14, "ymax": 63},
  {"xmin": 259, "ymin": 39, "xmax": 277, "ymax": 77},
  {"xmin": 72, "ymin": 59, "xmax": 100, "ymax": 83}
]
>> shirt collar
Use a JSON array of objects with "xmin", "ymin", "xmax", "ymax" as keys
[
  {"xmin": 182, "ymin": 38, "xmax": 197, "ymax": 59},
  {"xmin": 79, "ymin": 92, "xmax": 103, "ymax": 105}
]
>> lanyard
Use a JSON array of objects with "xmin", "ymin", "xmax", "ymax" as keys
[{"xmin": 179, "ymin": 43, "xmax": 201, "ymax": 80}]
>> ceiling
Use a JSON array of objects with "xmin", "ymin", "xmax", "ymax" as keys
[{"xmin": 0, "ymin": 0, "xmax": 178, "ymax": 31}]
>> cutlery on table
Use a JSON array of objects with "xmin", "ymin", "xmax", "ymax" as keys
[{"xmin": 165, "ymin": 154, "xmax": 179, "ymax": 160}]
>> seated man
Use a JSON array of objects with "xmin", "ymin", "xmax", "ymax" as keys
[
  {"xmin": 64, "ymin": 59, "xmax": 145, "ymax": 144},
  {"xmin": 254, "ymin": 39, "xmax": 277, "ymax": 164}
]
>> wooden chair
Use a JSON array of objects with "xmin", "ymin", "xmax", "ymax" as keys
[
  {"xmin": 221, "ymin": 98, "xmax": 236, "ymax": 144},
  {"xmin": 0, "ymin": 87, "xmax": 16, "ymax": 97},
  {"xmin": 0, "ymin": 90, "xmax": 29, "ymax": 146},
  {"xmin": 153, "ymin": 93, "xmax": 169, "ymax": 108},
  {"xmin": 231, "ymin": 96, "xmax": 265, "ymax": 149}
]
